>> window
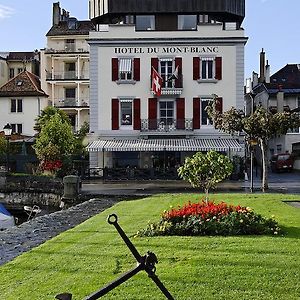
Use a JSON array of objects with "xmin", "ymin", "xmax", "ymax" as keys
[
  {"xmin": 136, "ymin": 15, "xmax": 155, "ymax": 31},
  {"xmin": 11, "ymin": 99, "xmax": 23, "ymax": 113},
  {"xmin": 17, "ymin": 68, "xmax": 23, "ymax": 74},
  {"xmin": 178, "ymin": 15, "xmax": 197, "ymax": 30},
  {"xmin": 160, "ymin": 59, "xmax": 173, "ymax": 88},
  {"xmin": 159, "ymin": 100, "xmax": 174, "ymax": 125},
  {"xmin": 119, "ymin": 58, "xmax": 133, "ymax": 80},
  {"xmin": 201, "ymin": 57, "xmax": 214, "ymax": 80},
  {"xmin": 65, "ymin": 88, "xmax": 76, "ymax": 99},
  {"xmin": 193, "ymin": 56, "xmax": 222, "ymax": 81},
  {"xmin": 201, "ymin": 99, "xmax": 213, "ymax": 126},
  {"xmin": 65, "ymin": 39, "xmax": 75, "ymax": 51},
  {"xmin": 120, "ymin": 100, "xmax": 133, "ymax": 126},
  {"xmin": 9, "ymin": 68, "xmax": 14, "ymax": 79},
  {"xmin": 11, "ymin": 123, "xmax": 22, "ymax": 134},
  {"xmin": 112, "ymin": 57, "xmax": 140, "ymax": 82},
  {"xmin": 65, "ymin": 62, "xmax": 76, "ymax": 79}
]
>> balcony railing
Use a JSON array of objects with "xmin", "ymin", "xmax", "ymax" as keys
[
  {"xmin": 46, "ymin": 71, "xmax": 89, "ymax": 80},
  {"xmin": 150, "ymin": 75, "xmax": 183, "ymax": 95},
  {"xmin": 141, "ymin": 118, "xmax": 193, "ymax": 132},
  {"xmin": 53, "ymin": 98, "xmax": 89, "ymax": 107}
]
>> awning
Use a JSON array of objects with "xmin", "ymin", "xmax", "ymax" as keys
[
  {"xmin": 87, "ymin": 138, "xmax": 242, "ymax": 152},
  {"xmin": 119, "ymin": 58, "xmax": 132, "ymax": 72}
]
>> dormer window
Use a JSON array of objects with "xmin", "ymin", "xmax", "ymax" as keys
[
  {"xmin": 16, "ymin": 80, "xmax": 23, "ymax": 86},
  {"xmin": 136, "ymin": 15, "xmax": 155, "ymax": 31},
  {"xmin": 178, "ymin": 15, "xmax": 197, "ymax": 30}
]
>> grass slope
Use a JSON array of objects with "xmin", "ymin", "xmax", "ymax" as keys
[{"xmin": 1, "ymin": 193, "xmax": 300, "ymax": 300}]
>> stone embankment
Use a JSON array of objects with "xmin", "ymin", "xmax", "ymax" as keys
[{"xmin": 0, "ymin": 198, "xmax": 117, "ymax": 266}]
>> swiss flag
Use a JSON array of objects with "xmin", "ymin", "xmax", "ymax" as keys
[{"xmin": 151, "ymin": 67, "xmax": 163, "ymax": 97}]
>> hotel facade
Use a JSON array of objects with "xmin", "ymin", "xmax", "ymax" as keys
[{"xmin": 87, "ymin": 0, "xmax": 247, "ymax": 179}]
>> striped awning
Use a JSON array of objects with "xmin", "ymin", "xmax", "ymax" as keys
[
  {"xmin": 87, "ymin": 138, "xmax": 242, "ymax": 152},
  {"xmin": 119, "ymin": 58, "xmax": 132, "ymax": 72}
]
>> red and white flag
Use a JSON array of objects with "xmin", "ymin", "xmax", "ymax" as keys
[{"xmin": 151, "ymin": 67, "xmax": 163, "ymax": 97}]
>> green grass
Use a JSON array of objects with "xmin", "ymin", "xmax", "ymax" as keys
[{"xmin": 1, "ymin": 193, "xmax": 300, "ymax": 299}]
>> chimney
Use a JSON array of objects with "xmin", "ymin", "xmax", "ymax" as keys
[
  {"xmin": 265, "ymin": 60, "xmax": 270, "ymax": 83},
  {"xmin": 259, "ymin": 48, "xmax": 266, "ymax": 83},
  {"xmin": 245, "ymin": 78, "xmax": 252, "ymax": 94},
  {"xmin": 53, "ymin": 2, "xmax": 61, "ymax": 26},
  {"xmin": 252, "ymin": 72, "xmax": 259, "ymax": 87},
  {"xmin": 277, "ymin": 89, "xmax": 284, "ymax": 113}
]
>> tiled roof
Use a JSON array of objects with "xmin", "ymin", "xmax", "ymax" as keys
[
  {"xmin": 7, "ymin": 52, "xmax": 38, "ymax": 61},
  {"xmin": 46, "ymin": 20, "xmax": 95, "ymax": 36},
  {"xmin": 268, "ymin": 64, "xmax": 300, "ymax": 89},
  {"xmin": 0, "ymin": 71, "xmax": 48, "ymax": 97}
]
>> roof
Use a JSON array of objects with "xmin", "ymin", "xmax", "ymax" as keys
[
  {"xmin": 265, "ymin": 64, "xmax": 300, "ymax": 93},
  {"xmin": 46, "ymin": 20, "xmax": 95, "ymax": 36},
  {"xmin": 0, "ymin": 71, "xmax": 48, "ymax": 97},
  {"xmin": 87, "ymin": 138, "xmax": 243, "ymax": 152},
  {"xmin": 7, "ymin": 52, "xmax": 38, "ymax": 61}
]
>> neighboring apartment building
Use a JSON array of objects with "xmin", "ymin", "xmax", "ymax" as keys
[
  {"xmin": 87, "ymin": 0, "xmax": 247, "ymax": 178},
  {"xmin": 245, "ymin": 50, "xmax": 300, "ymax": 169},
  {"xmin": 0, "ymin": 71, "xmax": 48, "ymax": 136},
  {"xmin": 0, "ymin": 51, "xmax": 39, "ymax": 87},
  {"xmin": 40, "ymin": 2, "xmax": 94, "ymax": 131}
]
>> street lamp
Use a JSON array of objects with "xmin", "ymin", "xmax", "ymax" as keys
[{"xmin": 3, "ymin": 123, "xmax": 12, "ymax": 172}]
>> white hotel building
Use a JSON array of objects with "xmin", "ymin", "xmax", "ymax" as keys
[{"xmin": 87, "ymin": 0, "xmax": 247, "ymax": 179}]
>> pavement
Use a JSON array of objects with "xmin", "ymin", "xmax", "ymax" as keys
[{"xmin": 81, "ymin": 170, "xmax": 300, "ymax": 196}]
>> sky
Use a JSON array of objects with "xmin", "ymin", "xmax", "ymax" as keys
[{"xmin": 0, "ymin": 0, "xmax": 299, "ymax": 79}]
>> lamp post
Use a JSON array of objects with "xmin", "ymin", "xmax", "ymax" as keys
[{"xmin": 3, "ymin": 123, "xmax": 12, "ymax": 172}]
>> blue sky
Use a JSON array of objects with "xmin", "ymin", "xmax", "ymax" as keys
[{"xmin": 0, "ymin": 0, "xmax": 298, "ymax": 78}]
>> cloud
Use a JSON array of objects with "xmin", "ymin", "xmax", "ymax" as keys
[{"xmin": 0, "ymin": 4, "xmax": 14, "ymax": 19}]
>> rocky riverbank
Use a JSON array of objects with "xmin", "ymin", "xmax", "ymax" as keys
[{"xmin": 0, "ymin": 198, "xmax": 118, "ymax": 266}]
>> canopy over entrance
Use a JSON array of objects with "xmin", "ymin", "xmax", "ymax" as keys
[{"xmin": 87, "ymin": 138, "xmax": 242, "ymax": 152}]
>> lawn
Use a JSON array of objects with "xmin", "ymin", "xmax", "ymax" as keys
[{"xmin": 1, "ymin": 193, "xmax": 300, "ymax": 300}]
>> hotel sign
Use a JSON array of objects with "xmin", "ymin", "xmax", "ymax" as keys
[{"xmin": 114, "ymin": 46, "xmax": 219, "ymax": 54}]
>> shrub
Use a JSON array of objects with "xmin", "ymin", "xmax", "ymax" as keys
[{"xmin": 137, "ymin": 200, "xmax": 281, "ymax": 237}]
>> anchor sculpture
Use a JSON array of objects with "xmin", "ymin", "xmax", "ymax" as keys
[{"xmin": 55, "ymin": 214, "xmax": 174, "ymax": 300}]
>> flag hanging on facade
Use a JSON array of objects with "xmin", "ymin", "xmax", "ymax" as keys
[
  {"xmin": 151, "ymin": 67, "xmax": 163, "ymax": 97},
  {"xmin": 167, "ymin": 65, "xmax": 179, "ymax": 81}
]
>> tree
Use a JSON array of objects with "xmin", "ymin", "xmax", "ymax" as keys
[
  {"xmin": 34, "ymin": 106, "xmax": 71, "ymax": 133},
  {"xmin": 0, "ymin": 136, "xmax": 6, "ymax": 155},
  {"xmin": 207, "ymin": 101, "xmax": 300, "ymax": 191},
  {"xmin": 33, "ymin": 113, "xmax": 75, "ymax": 174},
  {"xmin": 177, "ymin": 150, "xmax": 233, "ymax": 201}
]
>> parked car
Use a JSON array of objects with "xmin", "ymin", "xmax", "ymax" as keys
[{"xmin": 270, "ymin": 153, "xmax": 294, "ymax": 172}]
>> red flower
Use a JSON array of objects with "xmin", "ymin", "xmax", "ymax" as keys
[{"xmin": 42, "ymin": 160, "xmax": 63, "ymax": 171}]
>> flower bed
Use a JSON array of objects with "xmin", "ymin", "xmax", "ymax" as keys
[{"xmin": 137, "ymin": 200, "xmax": 281, "ymax": 236}]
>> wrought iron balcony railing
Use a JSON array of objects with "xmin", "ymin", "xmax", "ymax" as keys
[
  {"xmin": 53, "ymin": 98, "xmax": 89, "ymax": 107},
  {"xmin": 141, "ymin": 118, "xmax": 193, "ymax": 132}
]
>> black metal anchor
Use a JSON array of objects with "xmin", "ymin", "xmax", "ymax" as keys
[
  {"xmin": 55, "ymin": 214, "xmax": 174, "ymax": 300},
  {"xmin": 85, "ymin": 214, "xmax": 174, "ymax": 299}
]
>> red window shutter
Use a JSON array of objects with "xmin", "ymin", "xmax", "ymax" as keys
[
  {"xmin": 193, "ymin": 97, "xmax": 200, "ymax": 129},
  {"xmin": 134, "ymin": 58, "xmax": 140, "ymax": 81},
  {"xmin": 111, "ymin": 98, "xmax": 119, "ymax": 130},
  {"xmin": 176, "ymin": 98, "xmax": 185, "ymax": 129},
  {"xmin": 148, "ymin": 98, "xmax": 157, "ymax": 129},
  {"xmin": 112, "ymin": 58, "xmax": 119, "ymax": 81},
  {"xmin": 151, "ymin": 57, "xmax": 159, "ymax": 71},
  {"xmin": 175, "ymin": 57, "xmax": 182, "ymax": 88},
  {"xmin": 215, "ymin": 57, "xmax": 222, "ymax": 80},
  {"xmin": 151, "ymin": 58, "xmax": 159, "ymax": 89},
  {"xmin": 133, "ymin": 98, "xmax": 141, "ymax": 130},
  {"xmin": 193, "ymin": 57, "xmax": 200, "ymax": 80},
  {"xmin": 215, "ymin": 97, "xmax": 223, "ymax": 114}
]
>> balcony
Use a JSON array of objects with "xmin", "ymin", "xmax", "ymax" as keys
[
  {"xmin": 141, "ymin": 119, "xmax": 193, "ymax": 132},
  {"xmin": 46, "ymin": 71, "xmax": 89, "ymax": 80},
  {"xmin": 150, "ymin": 75, "xmax": 183, "ymax": 96},
  {"xmin": 54, "ymin": 98, "xmax": 89, "ymax": 107}
]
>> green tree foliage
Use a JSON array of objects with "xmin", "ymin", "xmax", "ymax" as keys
[
  {"xmin": 177, "ymin": 150, "xmax": 233, "ymax": 201},
  {"xmin": 73, "ymin": 121, "xmax": 89, "ymax": 157},
  {"xmin": 33, "ymin": 113, "xmax": 75, "ymax": 163},
  {"xmin": 207, "ymin": 101, "xmax": 300, "ymax": 191},
  {"xmin": 0, "ymin": 136, "xmax": 6, "ymax": 155},
  {"xmin": 34, "ymin": 106, "xmax": 70, "ymax": 133}
]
